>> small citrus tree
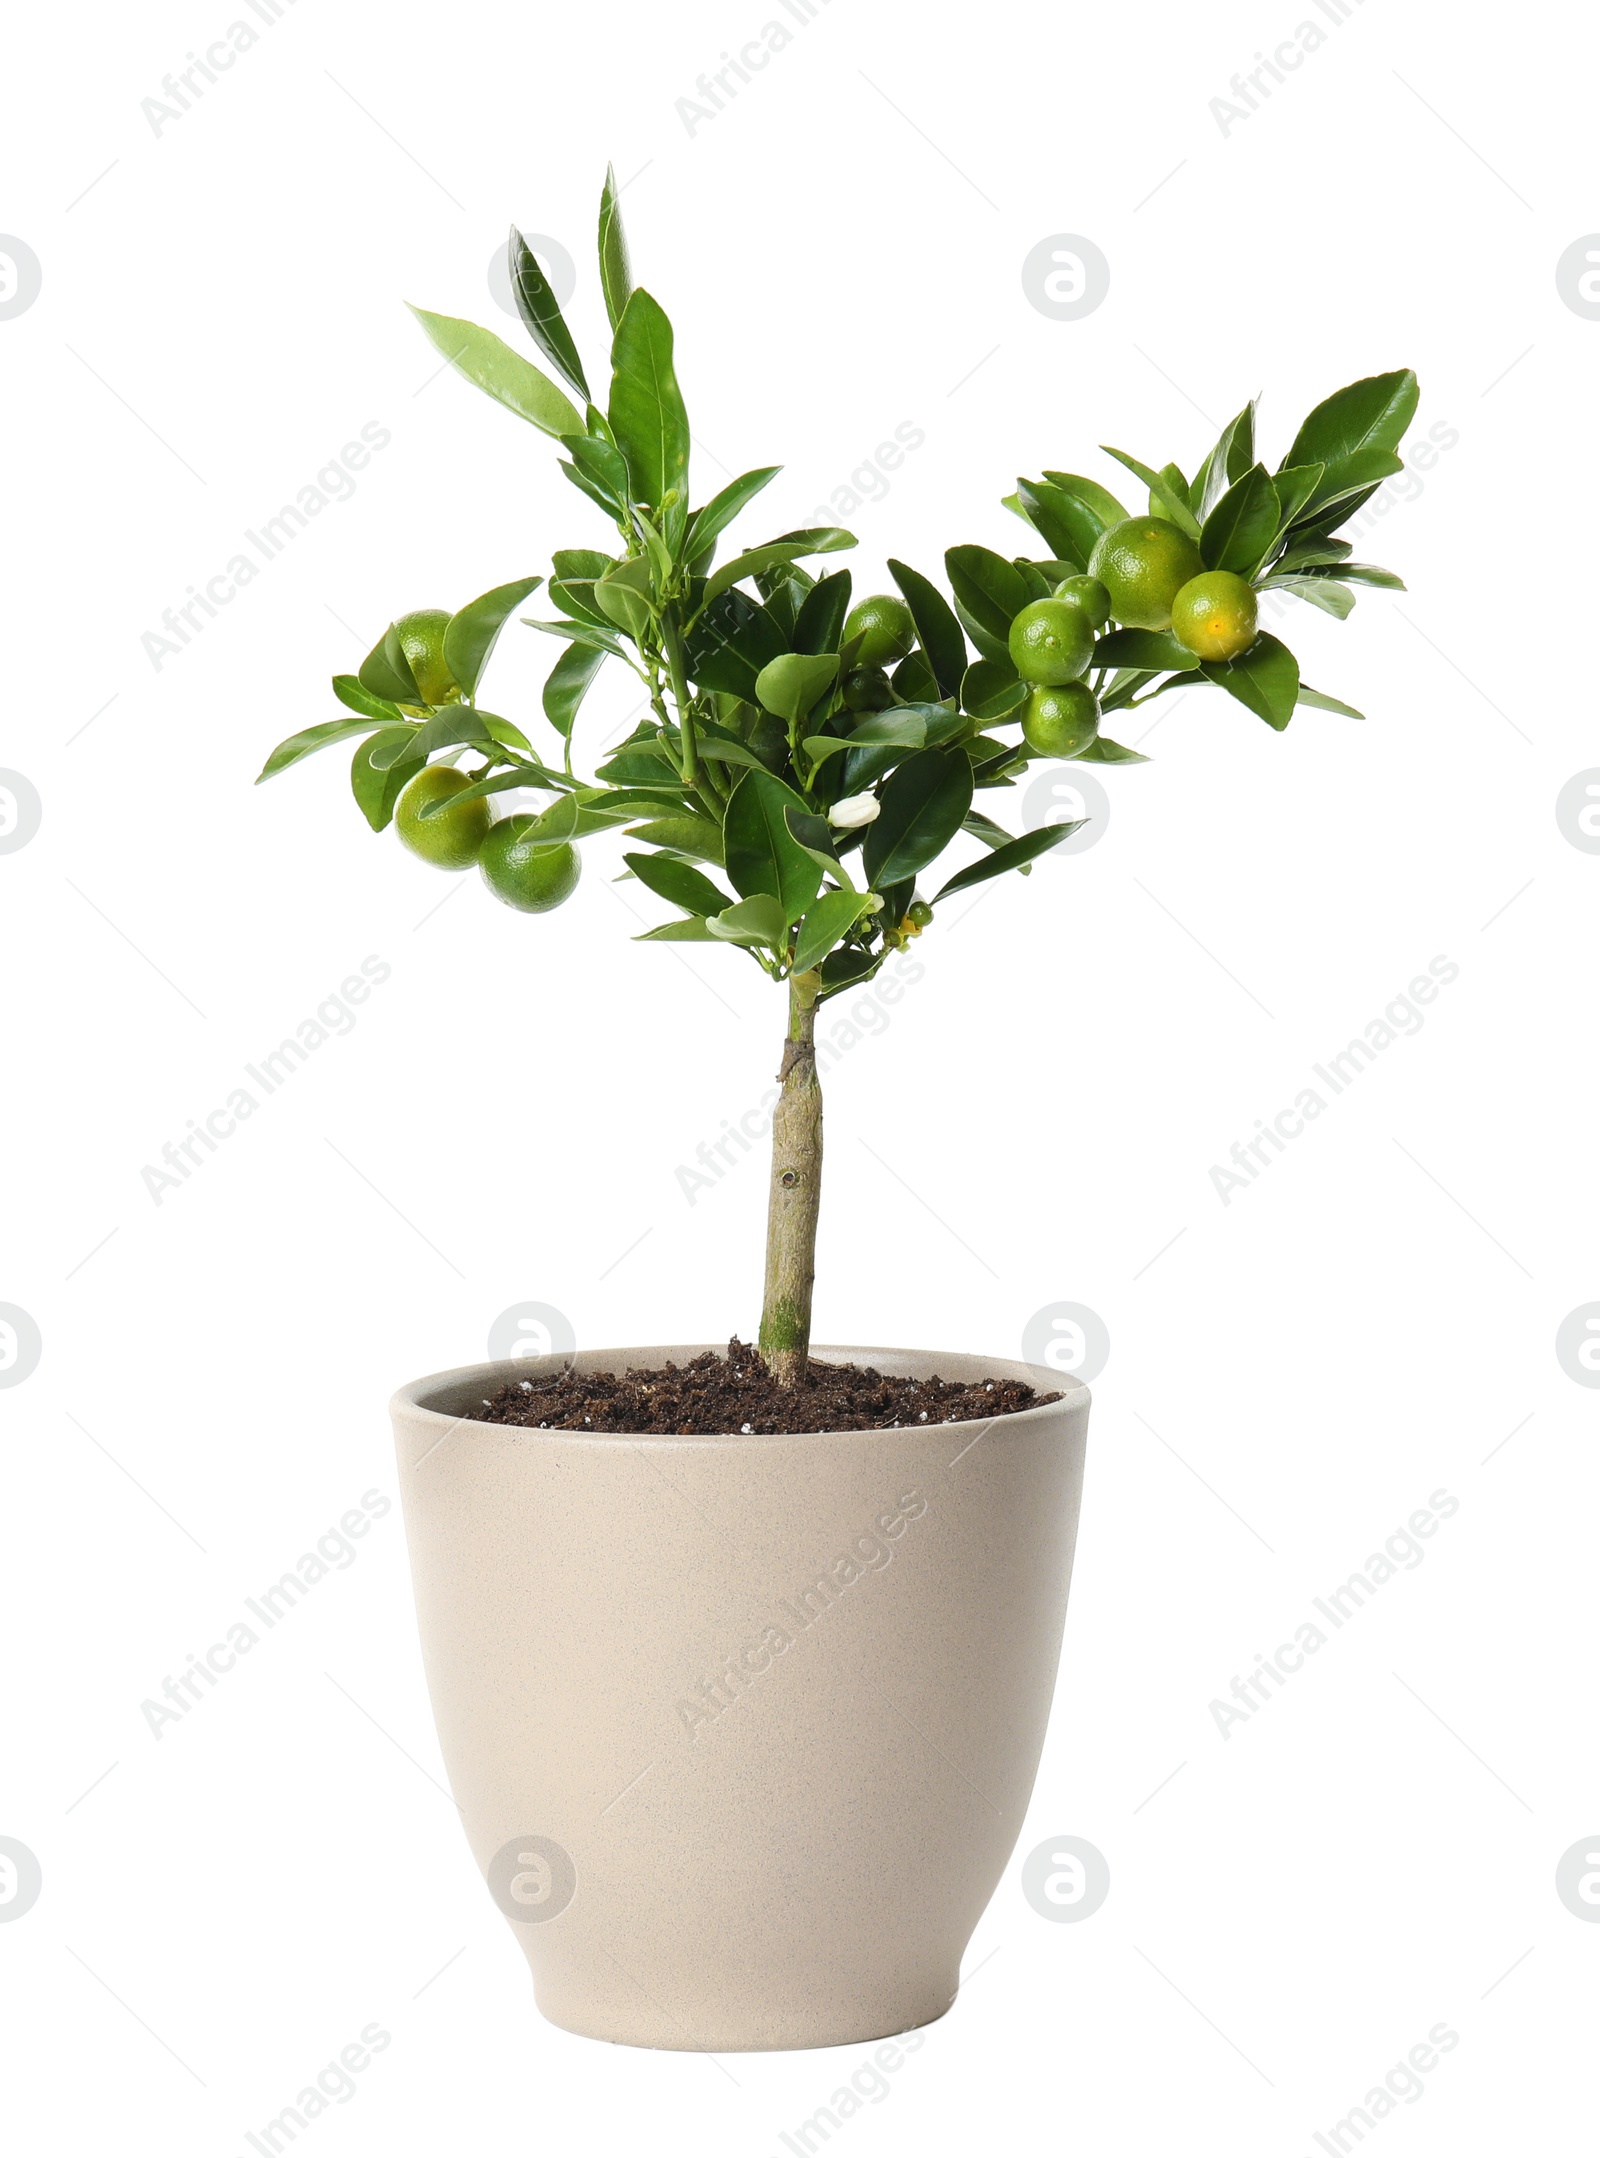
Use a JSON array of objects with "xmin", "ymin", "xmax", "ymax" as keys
[{"xmin": 260, "ymin": 169, "xmax": 1415, "ymax": 1384}]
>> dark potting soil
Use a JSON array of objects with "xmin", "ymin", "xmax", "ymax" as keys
[{"xmin": 468, "ymin": 1340, "xmax": 1058, "ymax": 1437}]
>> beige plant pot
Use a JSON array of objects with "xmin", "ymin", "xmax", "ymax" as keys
[{"xmin": 391, "ymin": 1344, "xmax": 1089, "ymax": 2052}]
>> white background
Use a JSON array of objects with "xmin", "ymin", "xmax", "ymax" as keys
[{"xmin": 3, "ymin": 0, "xmax": 1597, "ymax": 2149}]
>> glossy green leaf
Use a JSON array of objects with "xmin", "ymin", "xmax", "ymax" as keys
[
  {"xmin": 961, "ymin": 659, "xmax": 1027, "ymax": 720},
  {"xmin": 1192, "ymin": 405, "xmax": 1255, "ymax": 517},
  {"xmin": 700, "ymin": 528, "xmax": 853, "ymax": 611},
  {"xmin": 793, "ymin": 569, "xmax": 852, "ymax": 656},
  {"xmin": 625, "ymin": 814, "xmax": 725, "ymax": 865},
  {"xmin": 1270, "ymin": 463, "xmax": 1325, "ymax": 533},
  {"xmin": 755, "ymin": 651, "xmax": 838, "ymax": 723},
  {"xmin": 1282, "ymin": 370, "xmax": 1419, "ymax": 507},
  {"xmin": 684, "ymin": 467, "xmax": 782, "ymax": 561},
  {"xmin": 443, "ymin": 575, "xmax": 544, "ymax": 698},
  {"xmin": 1094, "ymin": 627, "xmax": 1193, "ymax": 671},
  {"xmin": 690, "ymin": 721, "xmax": 774, "ymax": 772},
  {"xmin": 509, "ymin": 226, "xmax": 589, "ymax": 400},
  {"xmin": 256, "ymin": 716, "xmax": 392, "ymax": 782},
  {"xmin": 1100, "ymin": 448, "xmax": 1201, "ymax": 536},
  {"xmin": 546, "ymin": 577, "xmax": 613, "ymax": 630},
  {"xmin": 933, "ymin": 818, "xmax": 1082, "ymax": 899},
  {"xmin": 863, "ymin": 745, "xmax": 974, "ymax": 886},
  {"xmin": 887, "ymin": 558, "xmax": 966, "ymax": 700},
  {"xmin": 1012, "ymin": 481, "xmax": 1088, "ymax": 568},
  {"xmin": 624, "ymin": 851, "xmax": 732, "ymax": 918},
  {"xmin": 409, "ymin": 305, "xmax": 583, "ymax": 439},
  {"xmin": 707, "ymin": 893, "xmax": 788, "ymax": 948},
  {"xmin": 793, "ymin": 888, "xmax": 873, "ymax": 974},
  {"xmin": 636, "ymin": 917, "xmax": 718, "ymax": 942},
  {"xmin": 542, "ymin": 642, "xmax": 606, "ymax": 736},
  {"xmin": 558, "ymin": 433, "xmax": 629, "ymax": 508},
  {"xmin": 945, "ymin": 546, "xmax": 1030, "ymax": 651},
  {"xmin": 1039, "ymin": 470, "xmax": 1128, "ymax": 536},
  {"xmin": 608, "ymin": 289, "xmax": 689, "ymax": 512},
  {"xmin": 597, "ymin": 162, "xmax": 633, "ymax": 334},
  {"xmin": 1076, "ymin": 735, "xmax": 1150, "ymax": 764},
  {"xmin": 1200, "ymin": 463, "xmax": 1279, "ymax": 575},
  {"xmin": 1264, "ymin": 575, "xmax": 1356, "ymax": 618},
  {"xmin": 1329, "ymin": 562, "xmax": 1403, "ymax": 589},
  {"xmin": 523, "ymin": 614, "xmax": 631, "ymax": 660},
  {"xmin": 374, "ymin": 708, "xmax": 492, "ymax": 768},
  {"xmin": 723, "ymin": 768, "xmax": 824, "ymax": 919},
  {"xmin": 1151, "ymin": 461, "xmax": 1192, "ymax": 518},
  {"xmin": 1202, "ymin": 633, "xmax": 1300, "ymax": 730},
  {"xmin": 350, "ymin": 729, "xmax": 424, "ymax": 830},
  {"xmin": 357, "ymin": 626, "xmax": 420, "ymax": 708},
  {"xmin": 1297, "ymin": 683, "xmax": 1365, "ymax": 719},
  {"xmin": 593, "ymin": 559, "xmax": 655, "ymax": 639},
  {"xmin": 332, "ymin": 674, "xmax": 405, "ymax": 723},
  {"xmin": 683, "ymin": 587, "xmax": 787, "ymax": 700},
  {"xmin": 414, "ymin": 764, "xmax": 562, "ymax": 816}
]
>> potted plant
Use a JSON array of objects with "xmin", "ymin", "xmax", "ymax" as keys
[{"xmin": 259, "ymin": 168, "xmax": 1415, "ymax": 2052}]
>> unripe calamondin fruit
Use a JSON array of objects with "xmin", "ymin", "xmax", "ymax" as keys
[
  {"xmin": 843, "ymin": 594, "xmax": 916, "ymax": 670},
  {"xmin": 1023, "ymin": 680, "xmax": 1100, "ymax": 759},
  {"xmin": 478, "ymin": 819, "xmax": 582, "ymax": 912},
  {"xmin": 1008, "ymin": 598, "xmax": 1095, "ymax": 685},
  {"xmin": 395, "ymin": 765, "xmax": 491, "ymax": 869}
]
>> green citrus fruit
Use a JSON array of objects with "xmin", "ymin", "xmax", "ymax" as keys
[
  {"xmin": 1051, "ymin": 574, "xmax": 1111, "ymax": 630},
  {"xmin": 844, "ymin": 594, "xmax": 916, "ymax": 669},
  {"xmin": 478, "ymin": 818, "xmax": 582, "ymax": 913},
  {"xmin": 906, "ymin": 900, "xmax": 934, "ymax": 929},
  {"xmin": 1008, "ymin": 598, "xmax": 1095, "ymax": 685},
  {"xmin": 1023, "ymin": 681, "xmax": 1100, "ymax": 759},
  {"xmin": 843, "ymin": 665, "xmax": 895, "ymax": 712},
  {"xmin": 1170, "ymin": 571, "xmax": 1259, "ymax": 662},
  {"xmin": 394, "ymin": 765, "xmax": 491, "ymax": 870},
  {"xmin": 393, "ymin": 608, "xmax": 460, "ymax": 707},
  {"xmin": 1086, "ymin": 517, "xmax": 1205, "ymax": 630}
]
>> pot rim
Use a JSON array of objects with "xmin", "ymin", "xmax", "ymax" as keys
[{"xmin": 391, "ymin": 1343, "xmax": 1089, "ymax": 1444}]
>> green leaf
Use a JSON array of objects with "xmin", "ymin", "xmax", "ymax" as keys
[
  {"xmin": 683, "ymin": 587, "xmax": 787, "ymax": 700},
  {"xmin": 1039, "ymin": 470, "xmax": 1128, "ymax": 535},
  {"xmin": 597, "ymin": 162, "xmax": 634, "ymax": 335},
  {"xmin": 1264, "ymin": 575, "xmax": 1356, "ymax": 619},
  {"xmin": 408, "ymin": 305, "xmax": 583, "ymax": 439},
  {"xmin": 887, "ymin": 559, "xmax": 966, "ymax": 701},
  {"xmin": 723, "ymin": 767, "xmax": 825, "ymax": 919},
  {"xmin": 593, "ymin": 558, "xmax": 655, "ymax": 639},
  {"xmin": 1100, "ymin": 448, "xmax": 1201, "ymax": 536},
  {"xmin": 508, "ymin": 226, "xmax": 589, "ymax": 400},
  {"xmin": 933, "ymin": 819, "xmax": 1082, "ymax": 899},
  {"xmin": 624, "ymin": 850, "xmax": 732, "ymax": 918},
  {"xmin": 415, "ymin": 764, "xmax": 558, "ymax": 816},
  {"xmin": 1202, "ymin": 633, "xmax": 1300, "ymax": 730},
  {"xmin": 1076, "ymin": 735, "xmax": 1149, "ymax": 764},
  {"xmin": 1294, "ymin": 450, "xmax": 1405, "ymax": 524},
  {"xmin": 1276, "ymin": 536, "xmax": 1353, "ymax": 573},
  {"xmin": 559, "ymin": 433, "xmax": 630, "ymax": 509},
  {"xmin": 701, "ymin": 528, "xmax": 854, "ymax": 610},
  {"xmin": 1200, "ymin": 464, "xmax": 1279, "ymax": 576},
  {"xmin": 961, "ymin": 659, "xmax": 1027, "ymax": 720},
  {"xmin": 371, "ymin": 709, "xmax": 489, "ymax": 768},
  {"xmin": 863, "ymin": 745, "xmax": 974, "ymax": 887},
  {"xmin": 481, "ymin": 711, "xmax": 531, "ymax": 754},
  {"xmin": 443, "ymin": 575, "xmax": 543, "ymax": 698},
  {"xmin": 1192, "ymin": 405, "xmax": 1255, "ymax": 517},
  {"xmin": 523, "ymin": 614, "xmax": 631, "ymax": 660},
  {"xmin": 256, "ymin": 716, "xmax": 393, "ymax": 782},
  {"xmin": 358, "ymin": 626, "xmax": 421, "ymax": 708},
  {"xmin": 945, "ymin": 546, "xmax": 1030, "ymax": 652},
  {"xmin": 1297, "ymin": 683, "xmax": 1365, "ymax": 719},
  {"xmin": 1281, "ymin": 370, "xmax": 1419, "ymax": 508},
  {"xmin": 684, "ymin": 468, "xmax": 782, "ymax": 562},
  {"xmin": 707, "ymin": 894, "xmax": 788, "ymax": 949},
  {"xmin": 1270, "ymin": 463, "xmax": 1325, "ymax": 533},
  {"xmin": 793, "ymin": 570, "xmax": 853, "ymax": 656},
  {"xmin": 1013, "ymin": 481, "xmax": 1089, "ymax": 568},
  {"xmin": 793, "ymin": 888, "xmax": 873, "ymax": 974},
  {"xmin": 1094, "ymin": 627, "xmax": 1193, "ymax": 671},
  {"xmin": 543, "ymin": 642, "xmax": 606, "ymax": 736},
  {"xmin": 332, "ymin": 674, "xmax": 405, "ymax": 723},
  {"xmin": 1332, "ymin": 562, "xmax": 1404, "ymax": 590},
  {"xmin": 625, "ymin": 814, "xmax": 725, "ymax": 865},
  {"xmin": 608, "ymin": 289, "xmax": 689, "ymax": 512},
  {"xmin": 553, "ymin": 547, "xmax": 615, "ymax": 584},
  {"xmin": 350, "ymin": 728, "xmax": 424, "ymax": 830},
  {"xmin": 755, "ymin": 651, "xmax": 839, "ymax": 723},
  {"xmin": 690, "ymin": 721, "xmax": 775, "ymax": 772},
  {"xmin": 637, "ymin": 916, "xmax": 721, "ymax": 942},
  {"xmin": 1151, "ymin": 461, "xmax": 1192, "ymax": 517}
]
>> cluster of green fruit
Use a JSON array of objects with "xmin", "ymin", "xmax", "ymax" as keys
[
  {"xmin": 843, "ymin": 516, "xmax": 1257, "ymax": 764},
  {"xmin": 386, "ymin": 608, "xmax": 581, "ymax": 912}
]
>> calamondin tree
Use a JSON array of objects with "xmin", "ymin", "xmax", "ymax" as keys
[{"xmin": 259, "ymin": 167, "xmax": 1416, "ymax": 1383}]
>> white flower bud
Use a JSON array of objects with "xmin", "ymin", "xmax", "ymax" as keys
[{"xmin": 828, "ymin": 792, "xmax": 880, "ymax": 829}]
